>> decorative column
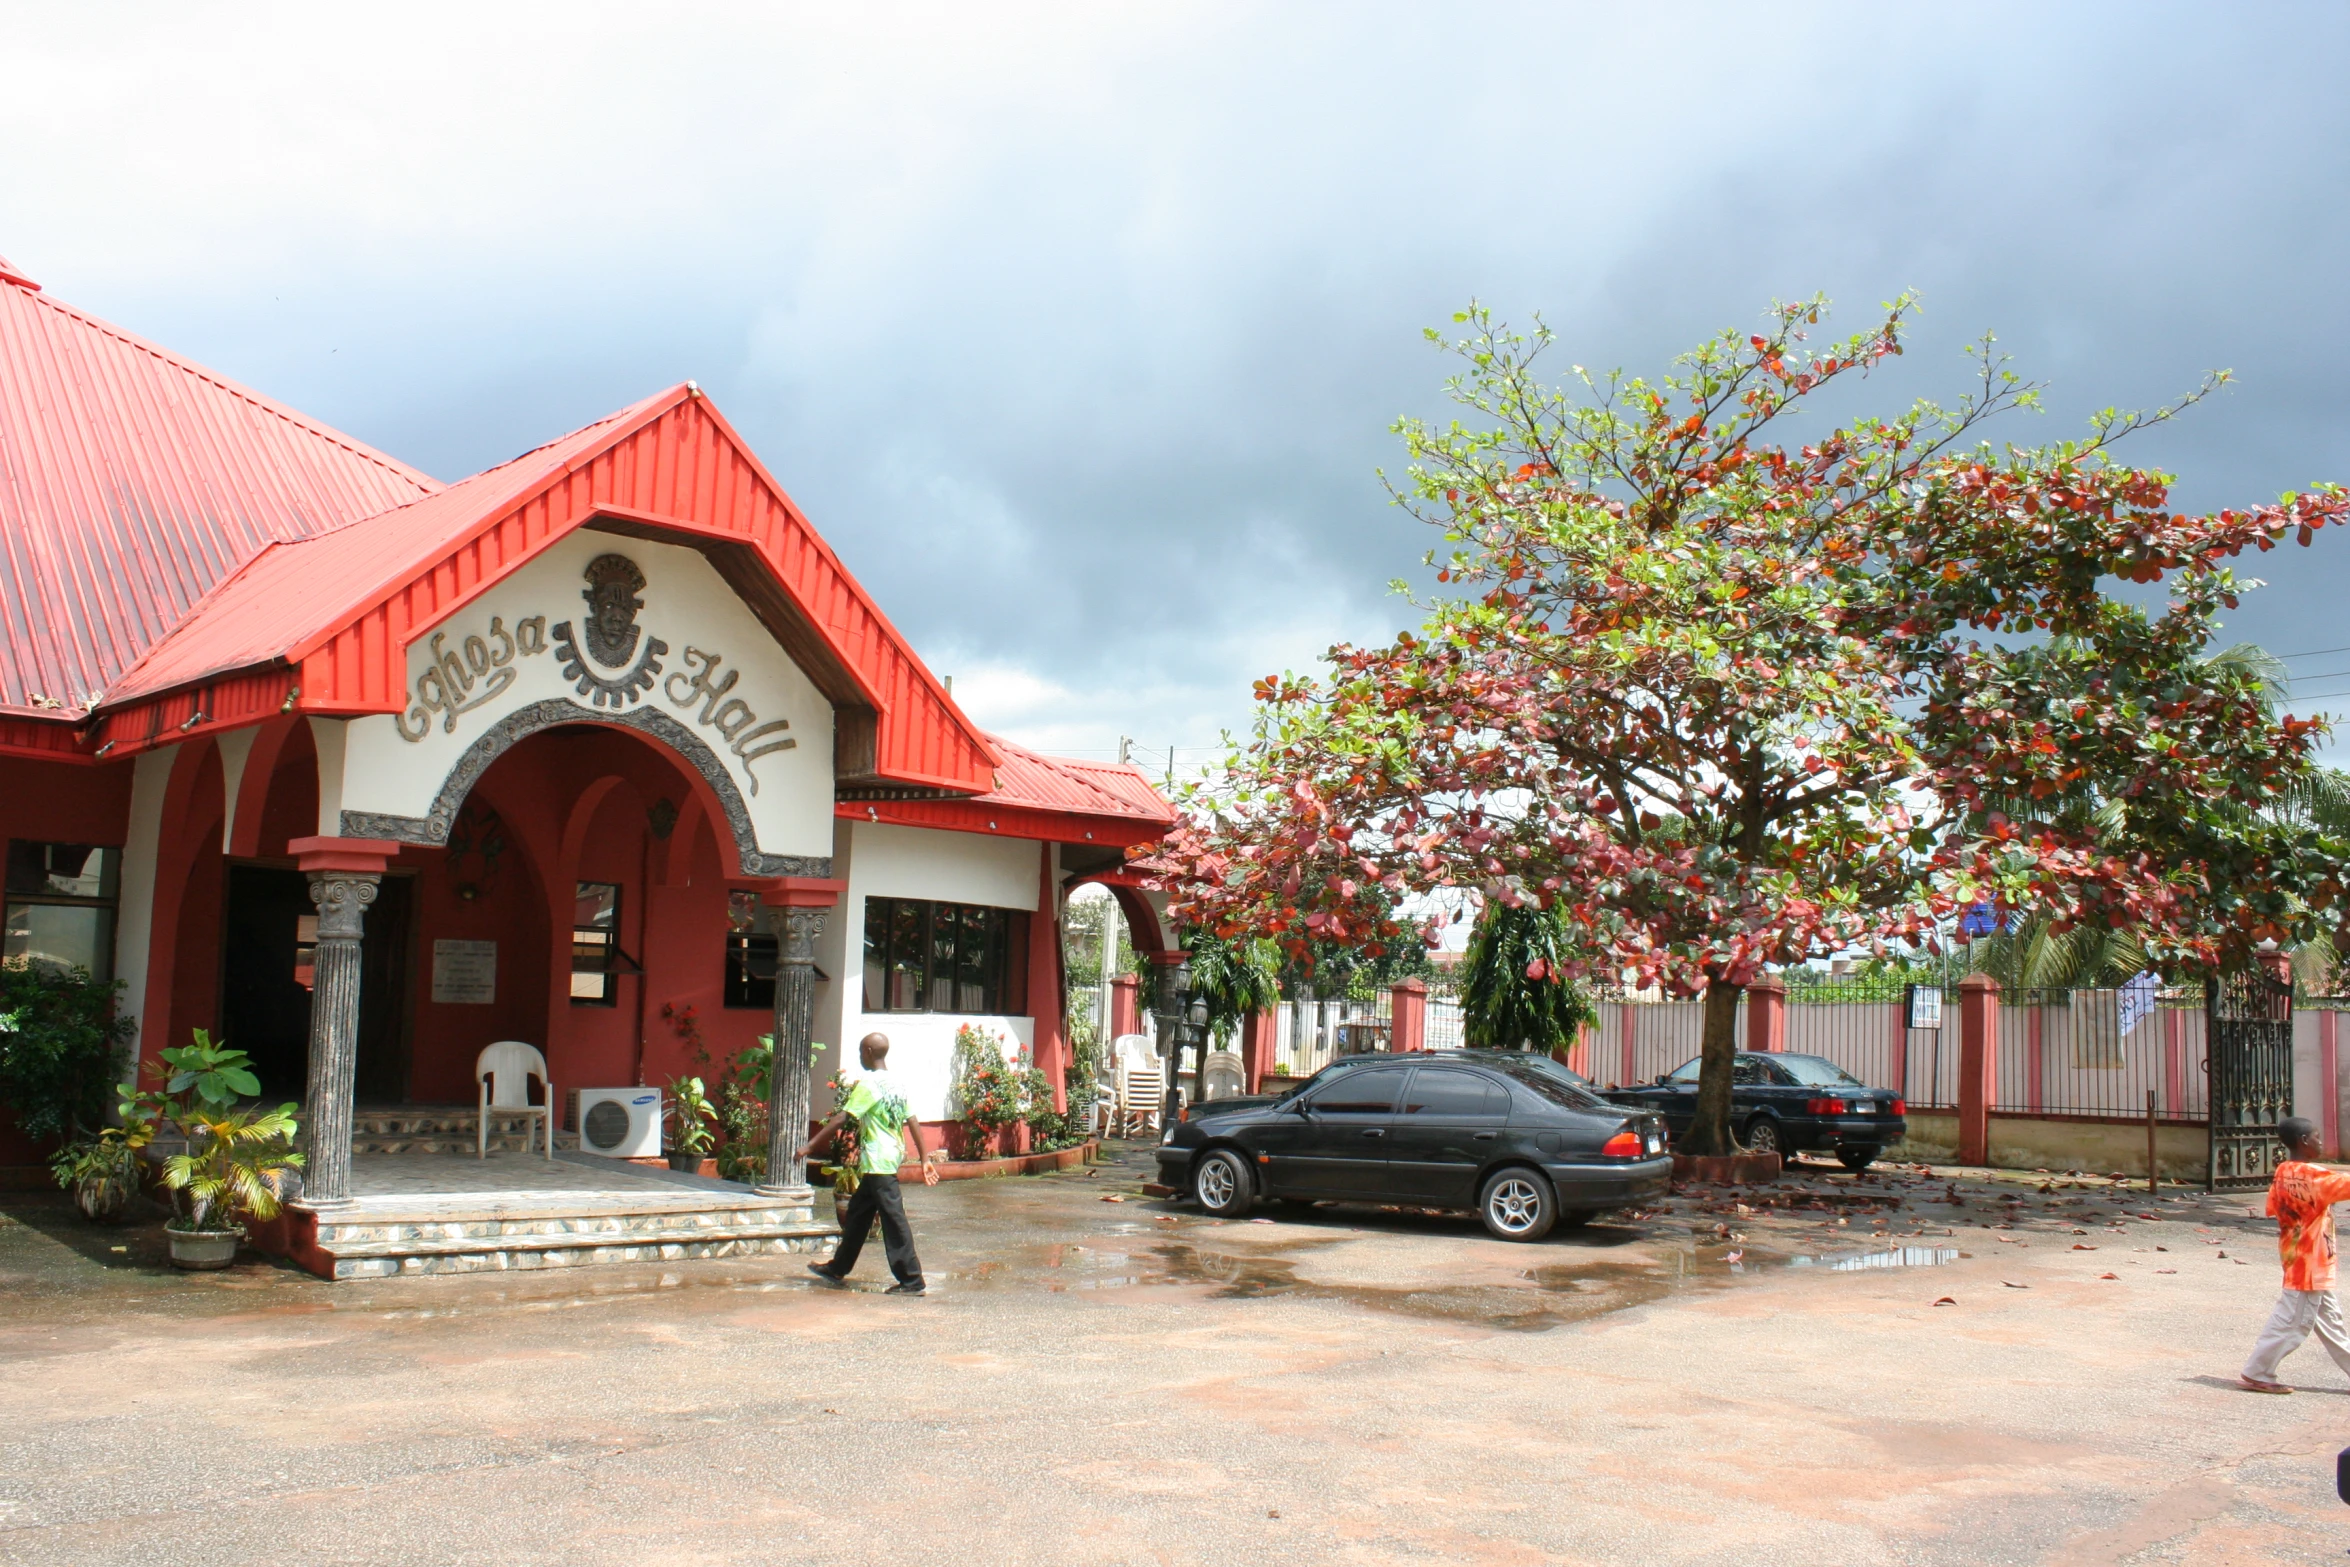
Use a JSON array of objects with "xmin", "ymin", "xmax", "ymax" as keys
[
  {"xmin": 758, "ymin": 877, "xmax": 845, "ymax": 1205},
  {"xmin": 1746, "ymin": 974, "xmax": 1786, "ymax": 1053},
  {"xmin": 286, "ymin": 836, "xmax": 401, "ymax": 1208},
  {"xmin": 1957, "ymin": 972, "xmax": 2001, "ymax": 1167}
]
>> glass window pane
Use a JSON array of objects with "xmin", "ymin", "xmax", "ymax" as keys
[
  {"xmin": 888, "ymin": 900, "xmax": 925, "ymax": 1010},
  {"xmin": 1310, "ymin": 1065, "xmax": 1409, "ymax": 1115},
  {"xmin": 1400, "ymin": 1068, "xmax": 1502, "ymax": 1117},
  {"xmin": 574, "ymin": 881, "xmax": 618, "ymax": 931},
  {"xmin": 928, "ymin": 904, "xmax": 959, "ymax": 1010},
  {"xmin": 957, "ymin": 905, "xmax": 989, "ymax": 1012},
  {"xmin": 3, "ymin": 901, "xmax": 111, "ymax": 979},
  {"xmin": 862, "ymin": 898, "xmax": 888, "ymax": 1012},
  {"xmin": 6, "ymin": 842, "xmax": 117, "ymax": 900}
]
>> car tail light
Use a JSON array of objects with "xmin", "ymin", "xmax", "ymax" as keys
[
  {"xmin": 1805, "ymin": 1098, "xmax": 1850, "ymax": 1115},
  {"xmin": 1601, "ymin": 1130, "xmax": 1643, "ymax": 1158},
  {"xmin": 1890, "ymin": 1097, "xmax": 1906, "ymax": 1117}
]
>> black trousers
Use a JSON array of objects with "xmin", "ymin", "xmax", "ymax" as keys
[{"xmin": 827, "ymin": 1173, "xmax": 923, "ymax": 1286}]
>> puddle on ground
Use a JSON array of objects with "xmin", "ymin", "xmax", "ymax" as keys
[
  {"xmin": 1122, "ymin": 1242, "xmax": 1704, "ymax": 1332},
  {"xmin": 1788, "ymin": 1246, "xmax": 1963, "ymax": 1272}
]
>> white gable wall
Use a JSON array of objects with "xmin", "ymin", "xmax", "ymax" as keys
[{"xmin": 812, "ymin": 820, "xmax": 1042, "ymax": 1123}]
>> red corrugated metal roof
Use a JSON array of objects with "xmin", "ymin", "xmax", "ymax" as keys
[
  {"xmin": 973, "ymin": 735, "xmax": 1177, "ymax": 826},
  {"xmin": 100, "ymin": 398, "xmax": 655, "ymax": 704},
  {"xmin": 0, "ymin": 271, "xmax": 439, "ymax": 717},
  {"xmin": 2, "ymin": 267, "xmax": 1153, "ymax": 825}
]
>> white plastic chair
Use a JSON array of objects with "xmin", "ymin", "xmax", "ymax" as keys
[
  {"xmin": 476, "ymin": 1041, "xmax": 553, "ymax": 1159},
  {"xmin": 1119, "ymin": 1060, "xmax": 1166, "ymax": 1137}
]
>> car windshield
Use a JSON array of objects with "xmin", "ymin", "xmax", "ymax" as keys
[{"xmin": 1775, "ymin": 1054, "xmax": 1865, "ymax": 1088}]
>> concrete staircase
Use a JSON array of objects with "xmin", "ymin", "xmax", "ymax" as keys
[{"xmin": 350, "ymin": 1106, "xmax": 579, "ymax": 1156}]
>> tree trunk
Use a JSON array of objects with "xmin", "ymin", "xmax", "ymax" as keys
[{"xmin": 1681, "ymin": 982, "xmax": 1744, "ymax": 1156}]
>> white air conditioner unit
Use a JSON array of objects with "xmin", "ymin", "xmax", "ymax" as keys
[{"xmin": 572, "ymin": 1086, "xmax": 663, "ymax": 1158}]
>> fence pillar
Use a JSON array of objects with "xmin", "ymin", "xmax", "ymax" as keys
[
  {"xmin": 1239, "ymin": 1008, "xmax": 1279, "ymax": 1091},
  {"xmin": 1109, "ymin": 973, "xmax": 1140, "ymax": 1040},
  {"xmin": 1958, "ymin": 972, "xmax": 2000, "ymax": 1167},
  {"xmin": 1390, "ymin": 979, "xmax": 1428, "ymax": 1052},
  {"xmin": 2322, "ymin": 1010, "xmax": 2340, "ymax": 1159},
  {"xmin": 1747, "ymin": 975, "xmax": 1786, "ymax": 1052},
  {"xmin": 1619, "ymin": 1003, "xmax": 1637, "ymax": 1090}
]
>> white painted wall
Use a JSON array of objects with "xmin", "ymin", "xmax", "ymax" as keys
[
  {"xmin": 337, "ymin": 532, "xmax": 836, "ymax": 859},
  {"xmin": 111, "ymin": 747, "xmax": 175, "ymax": 1063},
  {"xmin": 809, "ymin": 819, "xmax": 1044, "ymax": 1121}
]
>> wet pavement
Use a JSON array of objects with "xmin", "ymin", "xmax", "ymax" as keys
[{"xmin": 2, "ymin": 1144, "xmax": 2344, "ymax": 1564}]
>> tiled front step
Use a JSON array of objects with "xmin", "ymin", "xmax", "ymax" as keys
[
  {"xmin": 349, "ymin": 1134, "xmax": 581, "ymax": 1155},
  {"xmin": 315, "ymin": 1203, "xmax": 820, "ymax": 1249},
  {"xmin": 327, "ymin": 1230, "xmax": 829, "ymax": 1280},
  {"xmin": 304, "ymin": 1191, "xmax": 835, "ymax": 1280}
]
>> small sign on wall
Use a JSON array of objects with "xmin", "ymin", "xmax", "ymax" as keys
[{"xmin": 432, "ymin": 939, "xmax": 497, "ymax": 1004}]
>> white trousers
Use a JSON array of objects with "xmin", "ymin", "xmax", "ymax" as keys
[{"xmin": 2242, "ymin": 1288, "xmax": 2350, "ymax": 1382}]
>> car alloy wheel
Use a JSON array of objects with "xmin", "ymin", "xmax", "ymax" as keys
[
  {"xmin": 1194, "ymin": 1148, "xmax": 1253, "ymax": 1217},
  {"xmin": 1479, "ymin": 1168, "xmax": 1555, "ymax": 1242},
  {"xmin": 1743, "ymin": 1118, "xmax": 1782, "ymax": 1155}
]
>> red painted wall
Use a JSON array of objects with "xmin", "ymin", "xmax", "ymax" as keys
[{"xmin": 0, "ymin": 755, "xmax": 135, "ymax": 1172}]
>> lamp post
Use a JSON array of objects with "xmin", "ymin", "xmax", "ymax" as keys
[{"xmin": 1151, "ymin": 955, "xmax": 1204, "ymax": 1131}]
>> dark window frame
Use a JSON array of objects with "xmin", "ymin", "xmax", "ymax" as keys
[
  {"xmin": 570, "ymin": 880, "xmax": 623, "ymax": 1007},
  {"xmin": 4, "ymin": 841, "xmax": 121, "ymax": 983},
  {"xmin": 860, "ymin": 896, "xmax": 1016, "ymax": 1016}
]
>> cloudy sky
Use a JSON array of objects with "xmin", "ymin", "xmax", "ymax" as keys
[{"xmin": 8, "ymin": 3, "xmax": 2349, "ymax": 769}]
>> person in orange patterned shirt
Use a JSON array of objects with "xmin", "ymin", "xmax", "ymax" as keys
[{"xmin": 2239, "ymin": 1118, "xmax": 2350, "ymax": 1393}]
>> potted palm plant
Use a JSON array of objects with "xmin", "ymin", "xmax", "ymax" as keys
[
  {"xmin": 49, "ymin": 1130, "xmax": 141, "ymax": 1223},
  {"xmin": 664, "ymin": 1075, "xmax": 717, "ymax": 1173},
  {"xmin": 121, "ymin": 1031, "xmax": 304, "ymax": 1270}
]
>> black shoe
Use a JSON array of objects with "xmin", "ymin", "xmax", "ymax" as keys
[
  {"xmin": 806, "ymin": 1262, "xmax": 847, "ymax": 1287},
  {"xmin": 884, "ymin": 1281, "xmax": 926, "ymax": 1296}
]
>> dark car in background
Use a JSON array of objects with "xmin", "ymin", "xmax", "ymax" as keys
[
  {"xmin": 1156, "ymin": 1049, "xmax": 1671, "ymax": 1241},
  {"xmin": 1609, "ymin": 1051, "xmax": 1906, "ymax": 1171}
]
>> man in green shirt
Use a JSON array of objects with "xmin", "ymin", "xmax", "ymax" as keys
[{"xmin": 799, "ymin": 1032, "xmax": 937, "ymax": 1295}]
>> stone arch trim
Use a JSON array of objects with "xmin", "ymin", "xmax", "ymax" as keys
[{"xmin": 337, "ymin": 697, "xmax": 831, "ymax": 879}]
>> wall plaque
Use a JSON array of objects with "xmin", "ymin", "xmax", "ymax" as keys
[{"xmin": 432, "ymin": 939, "xmax": 498, "ymax": 1005}]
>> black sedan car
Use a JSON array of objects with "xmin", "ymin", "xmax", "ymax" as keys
[
  {"xmin": 1156, "ymin": 1049, "xmax": 1671, "ymax": 1241},
  {"xmin": 1609, "ymin": 1051, "xmax": 1907, "ymax": 1170}
]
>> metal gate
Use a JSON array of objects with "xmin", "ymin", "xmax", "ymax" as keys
[{"xmin": 2207, "ymin": 966, "xmax": 2294, "ymax": 1189}]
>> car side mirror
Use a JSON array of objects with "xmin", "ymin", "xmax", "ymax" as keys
[
  {"xmin": 1655, "ymin": 1075, "xmax": 1669, "ymax": 1086},
  {"xmin": 1288, "ymin": 1098, "xmax": 1313, "ymax": 1117}
]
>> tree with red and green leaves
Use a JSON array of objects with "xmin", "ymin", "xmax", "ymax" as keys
[{"xmin": 1160, "ymin": 296, "xmax": 2350, "ymax": 1154}]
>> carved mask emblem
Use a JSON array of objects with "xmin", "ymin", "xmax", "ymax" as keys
[{"xmin": 580, "ymin": 554, "xmax": 646, "ymax": 667}]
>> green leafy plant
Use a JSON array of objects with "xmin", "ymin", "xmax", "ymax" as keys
[
  {"xmin": 50, "ymin": 1131, "xmax": 140, "ymax": 1189},
  {"xmin": 665, "ymin": 1074, "xmax": 717, "ymax": 1155},
  {"xmin": 122, "ymin": 1030, "xmax": 302, "ymax": 1233},
  {"xmin": 716, "ymin": 1080, "xmax": 767, "ymax": 1184},
  {"xmin": 950, "ymin": 1024, "xmax": 1026, "ymax": 1155},
  {"xmin": 0, "ymin": 959, "xmax": 135, "ymax": 1144},
  {"xmin": 1461, "ymin": 900, "xmax": 1596, "ymax": 1051}
]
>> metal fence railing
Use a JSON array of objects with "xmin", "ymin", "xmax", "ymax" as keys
[{"xmin": 1573, "ymin": 980, "xmax": 2214, "ymax": 1123}]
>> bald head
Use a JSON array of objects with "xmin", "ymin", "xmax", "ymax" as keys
[{"xmin": 859, "ymin": 1033, "xmax": 890, "ymax": 1070}]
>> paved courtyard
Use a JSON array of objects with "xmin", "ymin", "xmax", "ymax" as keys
[{"xmin": 2, "ymin": 1145, "xmax": 2345, "ymax": 1565}]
